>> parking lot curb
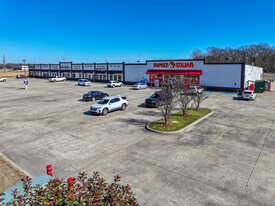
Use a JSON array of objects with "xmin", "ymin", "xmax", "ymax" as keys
[
  {"xmin": 0, "ymin": 152, "xmax": 32, "ymax": 178},
  {"xmin": 145, "ymin": 110, "xmax": 214, "ymax": 134}
]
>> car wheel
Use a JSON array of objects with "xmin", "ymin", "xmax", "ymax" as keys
[
  {"xmin": 121, "ymin": 103, "xmax": 126, "ymax": 110},
  {"xmin": 102, "ymin": 108, "xmax": 108, "ymax": 115},
  {"xmin": 54, "ymin": 80, "xmax": 56, "ymax": 82},
  {"xmin": 112, "ymin": 85, "xmax": 115, "ymax": 88},
  {"xmin": 92, "ymin": 97, "xmax": 95, "ymax": 101},
  {"xmin": 120, "ymin": 84, "xmax": 122, "ymax": 87},
  {"xmin": 3, "ymin": 79, "xmax": 6, "ymax": 82},
  {"xmin": 155, "ymin": 102, "xmax": 159, "ymax": 108}
]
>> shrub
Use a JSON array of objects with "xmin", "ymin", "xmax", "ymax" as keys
[{"xmin": 0, "ymin": 172, "xmax": 139, "ymax": 206}]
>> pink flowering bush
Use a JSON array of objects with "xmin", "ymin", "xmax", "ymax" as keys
[{"xmin": 0, "ymin": 172, "xmax": 139, "ymax": 205}]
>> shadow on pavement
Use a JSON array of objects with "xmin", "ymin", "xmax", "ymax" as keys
[
  {"xmin": 118, "ymin": 118, "xmax": 149, "ymax": 126},
  {"xmin": 232, "ymin": 97, "xmax": 242, "ymax": 101},
  {"xmin": 138, "ymin": 103, "xmax": 150, "ymax": 108}
]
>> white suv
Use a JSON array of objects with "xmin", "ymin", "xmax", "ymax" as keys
[
  {"xmin": 0, "ymin": 76, "xmax": 7, "ymax": 82},
  {"xmin": 107, "ymin": 81, "xmax": 123, "ymax": 88},
  {"xmin": 78, "ymin": 79, "xmax": 91, "ymax": 86},
  {"xmin": 187, "ymin": 86, "xmax": 204, "ymax": 94},
  {"xmin": 241, "ymin": 90, "xmax": 257, "ymax": 100},
  {"xmin": 90, "ymin": 96, "xmax": 128, "ymax": 115}
]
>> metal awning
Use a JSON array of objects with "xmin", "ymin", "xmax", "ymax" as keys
[
  {"xmin": 83, "ymin": 70, "xmax": 94, "ymax": 74},
  {"xmin": 146, "ymin": 69, "xmax": 202, "ymax": 75},
  {"xmin": 108, "ymin": 70, "xmax": 123, "ymax": 74}
]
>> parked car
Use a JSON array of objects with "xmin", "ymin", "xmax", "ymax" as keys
[
  {"xmin": 241, "ymin": 90, "xmax": 257, "ymax": 100},
  {"xmin": 16, "ymin": 74, "xmax": 27, "ymax": 79},
  {"xmin": 83, "ymin": 91, "xmax": 108, "ymax": 101},
  {"xmin": 0, "ymin": 76, "xmax": 7, "ymax": 82},
  {"xmin": 132, "ymin": 83, "xmax": 148, "ymax": 90},
  {"xmin": 78, "ymin": 79, "xmax": 92, "ymax": 86},
  {"xmin": 145, "ymin": 92, "xmax": 172, "ymax": 108},
  {"xmin": 107, "ymin": 81, "xmax": 123, "ymax": 88},
  {"xmin": 90, "ymin": 95, "xmax": 128, "ymax": 115},
  {"xmin": 187, "ymin": 86, "xmax": 204, "ymax": 94},
  {"xmin": 49, "ymin": 77, "xmax": 66, "ymax": 82}
]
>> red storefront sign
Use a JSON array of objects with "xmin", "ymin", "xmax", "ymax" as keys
[
  {"xmin": 153, "ymin": 61, "xmax": 194, "ymax": 68},
  {"xmin": 146, "ymin": 69, "xmax": 202, "ymax": 75}
]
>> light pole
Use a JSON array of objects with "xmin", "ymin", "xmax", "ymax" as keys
[{"xmin": 22, "ymin": 59, "xmax": 26, "ymax": 77}]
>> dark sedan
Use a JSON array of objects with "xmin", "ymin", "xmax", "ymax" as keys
[
  {"xmin": 16, "ymin": 74, "xmax": 27, "ymax": 79},
  {"xmin": 83, "ymin": 91, "xmax": 108, "ymax": 101}
]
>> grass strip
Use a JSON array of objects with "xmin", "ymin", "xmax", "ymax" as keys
[{"xmin": 148, "ymin": 108, "xmax": 211, "ymax": 132}]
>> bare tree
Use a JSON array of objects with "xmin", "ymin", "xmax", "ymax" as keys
[
  {"xmin": 192, "ymin": 91, "xmax": 209, "ymax": 111},
  {"xmin": 157, "ymin": 84, "xmax": 177, "ymax": 125},
  {"xmin": 175, "ymin": 81, "xmax": 193, "ymax": 117},
  {"xmin": 191, "ymin": 43, "xmax": 275, "ymax": 73}
]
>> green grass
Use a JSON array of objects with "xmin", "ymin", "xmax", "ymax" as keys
[
  {"xmin": 263, "ymin": 77, "xmax": 275, "ymax": 81},
  {"xmin": 148, "ymin": 108, "xmax": 211, "ymax": 132}
]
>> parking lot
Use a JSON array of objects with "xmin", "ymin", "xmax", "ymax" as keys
[{"xmin": 0, "ymin": 78, "xmax": 274, "ymax": 205}]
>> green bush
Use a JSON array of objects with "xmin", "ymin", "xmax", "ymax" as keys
[{"xmin": 0, "ymin": 172, "xmax": 139, "ymax": 205}]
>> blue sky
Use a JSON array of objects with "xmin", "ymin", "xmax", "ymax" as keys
[{"xmin": 0, "ymin": 0, "xmax": 274, "ymax": 64}]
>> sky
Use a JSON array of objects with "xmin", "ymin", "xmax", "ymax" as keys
[{"xmin": 0, "ymin": 0, "xmax": 274, "ymax": 64}]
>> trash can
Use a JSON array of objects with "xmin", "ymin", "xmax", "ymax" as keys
[{"xmin": 254, "ymin": 81, "xmax": 265, "ymax": 93}]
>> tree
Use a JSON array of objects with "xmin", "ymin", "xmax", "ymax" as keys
[
  {"xmin": 175, "ymin": 81, "xmax": 193, "ymax": 117},
  {"xmin": 192, "ymin": 91, "xmax": 209, "ymax": 111},
  {"xmin": 191, "ymin": 43, "xmax": 275, "ymax": 73},
  {"xmin": 157, "ymin": 84, "xmax": 177, "ymax": 125},
  {"xmin": 0, "ymin": 172, "xmax": 139, "ymax": 205}
]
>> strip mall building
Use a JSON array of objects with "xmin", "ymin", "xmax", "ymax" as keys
[{"xmin": 29, "ymin": 59, "xmax": 263, "ymax": 91}]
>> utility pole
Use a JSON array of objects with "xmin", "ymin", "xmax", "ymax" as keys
[
  {"xmin": 22, "ymin": 59, "xmax": 26, "ymax": 77},
  {"xmin": 139, "ymin": 47, "xmax": 141, "ymax": 62},
  {"xmin": 3, "ymin": 54, "xmax": 5, "ymax": 73}
]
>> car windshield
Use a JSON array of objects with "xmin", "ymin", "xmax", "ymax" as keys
[
  {"xmin": 150, "ymin": 94, "xmax": 160, "ymax": 98},
  {"xmin": 84, "ymin": 80, "xmax": 89, "ymax": 82},
  {"xmin": 97, "ymin": 99, "xmax": 109, "ymax": 104},
  {"xmin": 134, "ymin": 83, "xmax": 139, "ymax": 86}
]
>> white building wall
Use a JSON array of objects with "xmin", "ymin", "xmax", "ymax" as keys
[
  {"xmin": 244, "ymin": 65, "xmax": 263, "ymax": 88},
  {"xmin": 201, "ymin": 64, "xmax": 242, "ymax": 89},
  {"xmin": 125, "ymin": 64, "xmax": 149, "ymax": 82},
  {"xmin": 83, "ymin": 64, "xmax": 94, "ymax": 70},
  {"xmin": 125, "ymin": 60, "xmax": 243, "ymax": 89},
  {"xmin": 109, "ymin": 63, "xmax": 123, "ymax": 71}
]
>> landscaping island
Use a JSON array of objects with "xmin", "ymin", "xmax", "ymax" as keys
[{"xmin": 147, "ymin": 108, "xmax": 212, "ymax": 132}]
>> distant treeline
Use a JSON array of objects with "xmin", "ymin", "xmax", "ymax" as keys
[
  {"xmin": 0, "ymin": 63, "xmax": 21, "ymax": 70},
  {"xmin": 191, "ymin": 43, "xmax": 275, "ymax": 73}
]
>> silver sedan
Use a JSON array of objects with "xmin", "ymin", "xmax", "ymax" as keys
[{"xmin": 132, "ymin": 83, "xmax": 148, "ymax": 90}]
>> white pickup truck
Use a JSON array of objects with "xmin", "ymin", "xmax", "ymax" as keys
[
  {"xmin": 49, "ymin": 77, "xmax": 66, "ymax": 82},
  {"xmin": 0, "ymin": 76, "xmax": 7, "ymax": 82}
]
